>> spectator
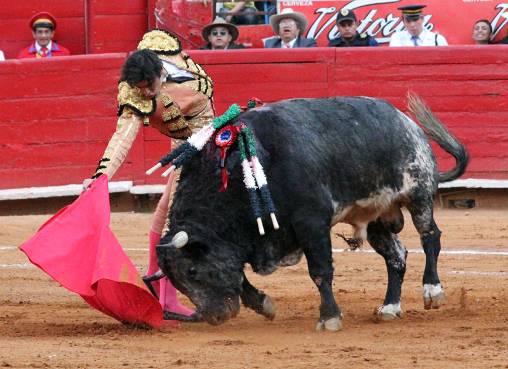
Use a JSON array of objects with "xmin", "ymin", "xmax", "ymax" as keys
[
  {"xmin": 17, "ymin": 12, "xmax": 70, "ymax": 59},
  {"xmin": 255, "ymin": 1, "xmax": 276, "ymax": 24},
  {"xmin": 389, "ymin": 5, "xmax": 448, "ymax": 47},
  {"xmin": 218, "ymin": 1, "xmax": 259, "ymax": 25},
  {"xmin": 472, "ymin": 19, "xmax": 493, "ymax": 45},
  {"xmin": 264, "ymin": 8, "xmax": 316, "ymax": 48},
  {"xmin": 0, "ymin": 50, "xmax": 4, "ymax": 61},
  {"xmin": 200, "ymin": 17, "xmax": 245, "ymax": 50},
  {"xmin": 328, "ymin": 9, "xmax": 378, "ymax": 47}
]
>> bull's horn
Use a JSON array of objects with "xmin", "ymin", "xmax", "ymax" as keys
[
  {"xmin": 172, "ymin": 231, "xmax": 189, "ymax": 248},
  {"xmin": 158, "ymin": 231, "xmax": 189, "ymax": 249}
]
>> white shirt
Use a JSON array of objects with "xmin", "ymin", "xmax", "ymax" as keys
[
  {"xmin": 389, "ymin": 28, "xmax": 448, "ymax": 47},
  {"xmin": 0, "ymin": 50, "xmax": 4, "ymax": 61},
  {"xmin": 35, "ymin": 41, "xmax": 52, "ymax": 53},
  {"xmin": 282, "ymin": 38, "xmax": 297, "ymax": 48},
  {"xmin": 161, "ymin": 60, "xmax": 193, "ymax": 81}
]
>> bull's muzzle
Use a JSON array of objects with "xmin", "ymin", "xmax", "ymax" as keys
[{"xmin": 201, "ymin": 296, "xmax": 240, "ymax": 325}]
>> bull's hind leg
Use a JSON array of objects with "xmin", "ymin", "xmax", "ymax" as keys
[
  {"xmin": 408, "ymin": 201, "xmax": 445, "ymax": 309},
  {"xmin": 367, "ymin": 219, "xmax": 407, "ymax": 320},
  {"xmin": 240, "ymin": 275, "xmax": 276, "ymax": 320}
]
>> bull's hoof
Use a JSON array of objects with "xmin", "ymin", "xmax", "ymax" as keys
[
  {"xmin": 261, "ymin": 295, "xmax": 276, "ymax": 320},
  {"xmin": 315, "ymin": 316, "xmax": 342, "ymax": 332},
  {"xmin": 376, "ymin": 303, "xmax": 402, "ymax": 321},
  {"xmin": 423, "ymin": 283, "xmax": 446, "ymax": 310}
]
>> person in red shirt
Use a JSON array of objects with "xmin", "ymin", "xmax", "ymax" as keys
[{"xmin": 17, "ymin": 12, "xmax": 70, "ymax": 59}]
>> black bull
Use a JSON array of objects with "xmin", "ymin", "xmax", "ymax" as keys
[{"xmin": 156, "ymin": 96, "xmax": 468, "ymax": 331}]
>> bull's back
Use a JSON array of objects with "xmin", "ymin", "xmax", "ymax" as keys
[{"xmin": 245, "ymin": 97, "xmax": 435, "ymax": 204}]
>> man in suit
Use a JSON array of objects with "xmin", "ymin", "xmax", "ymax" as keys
[
  {"xmin": 17, "ymin": 12, "xmax": 70, "ymax": 59},
  {"xmin": 264, "ymin": 8, "xmax": 316, "ymax": 48},
  {"xmin": 328, "ymin": 9, "xmax": 378, "ymax": 47}
]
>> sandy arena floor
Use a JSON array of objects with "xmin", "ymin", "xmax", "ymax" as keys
[{"xmin": 1, "ymin": 208, "xmax": 507, "ymax": 368}]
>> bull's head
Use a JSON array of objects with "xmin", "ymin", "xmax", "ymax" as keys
[{"xmin": 156, "ymin": 230, "xmax": 244, "ymax": 325}]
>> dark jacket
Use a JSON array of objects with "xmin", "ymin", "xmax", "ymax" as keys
[
  {"xmin": 328, "ymin": 33, "xmax": 378, "ymax": 47},
  {"xmin": 264, "ymin": 36, "xmax": 317, "ymax": 48},
  {"xmin": 200, "ymin": 43, "xmax": 246, "ymax": 50}
]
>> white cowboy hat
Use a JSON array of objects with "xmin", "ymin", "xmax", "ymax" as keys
[
  {"xmin": 269, "ymin": 8, "xmax": 308, "ymax": 34},
  {"xmin": 202, "ymin": 17, "xmax": 239, "ymax": 42}
]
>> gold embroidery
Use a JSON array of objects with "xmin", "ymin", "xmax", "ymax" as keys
[
  {"xmin": 137, "ymin": 30, "xmax": 181, "ymax": 54},
  {"xmin": 168, "ymin": 116, "xmax": 188, "ymax": 132},
  {"xmin": 162, "ymin": 104, "xmax": 181, "ymax": 122},
  {"xmin": 160, "ymin": 94, "xmax": 173, "ymax": 108},
  {"xmin": 117, "ymin": 81, "xmax": 155, "ymax": 116}
]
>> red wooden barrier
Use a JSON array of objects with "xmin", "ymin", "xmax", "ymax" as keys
[{"xmin": 0, "ymin": 46, "xmax": 507, "ymax": 190}]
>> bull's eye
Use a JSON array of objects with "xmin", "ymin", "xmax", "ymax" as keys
[{"xmin": 188, "ymin": 267, "xmax": 197, "ymax": 279}]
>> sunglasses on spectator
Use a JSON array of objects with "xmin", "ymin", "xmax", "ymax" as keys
[{"xmin": 212, "ymin": 30, "xmax": 228, "ymax": 36}]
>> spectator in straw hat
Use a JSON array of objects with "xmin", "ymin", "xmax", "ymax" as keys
[
  {"xmin": 264, "ymin": 8, "xmax": 316, "ymax": 48},
  {"xmin": 17, "ymin": 12, "xmax": 70, "ymax": 59},
  {"xmin": 200, "ymin": 17, "xmax": 246, "ymax": 50}
]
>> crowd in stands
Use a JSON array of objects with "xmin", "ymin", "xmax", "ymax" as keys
[{"xmin": 1, "ymin": 5, "xmax": 507, "ymax": 60}]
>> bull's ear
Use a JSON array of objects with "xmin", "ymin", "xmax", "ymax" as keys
[{"xmin": 172, "ymin": 231, "xmax": 188, "ymax": 248}]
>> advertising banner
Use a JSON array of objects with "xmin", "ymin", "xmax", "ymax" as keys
[{"xmin": 279, "ymin": 0, "xmax": 508, "ymax": 45}]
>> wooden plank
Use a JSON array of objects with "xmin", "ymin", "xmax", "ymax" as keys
[
  {"xmin": 207, "ymin": 63, "xmax": 328, "ymax": 84},
  {"xmin": 91, "ymin": 0, "xmax": 147, "ymax": 15},
  {"xmin": 0, "ymin": 70, "xmax": 119, "ymax": 99},
  {"xmin": 355, "ymin": 96, "xmax": 508, "ymax": 113},
  {"xmin": 436, "ymin": 112, "xmax": 508, "ymax": 127},
  {"xmin": 144, "ymin": 140, "xmax": 172, "ymax": 162},
  {"xmin": 330, "ymin": 80, "xmax": 507, "ymax": 98},
  {"xmin": 0, "ymin": 117, "xmax": 117, "ymax": 144},
  {"xmin": 90, "ymin": 15, "xmax": 147, "ymax": 42},
  {"xmin": 0, "ymin": 54, "xmax": 125, "ymax": 75},
  {"xmin": 214, "ymin": 82, "xmax": 329, "ymax": 102},
  {"xmin": 192, "ymin": 48, "xmax": 336, "ymax": 65},
  {"xmin": 333, "ymin": 47, "xmax": 508, "ymax": 66},
  {"xmin": 0, "ymin": 95, "xmax": 116, "ymax": 122},
  {"xmin": 329, "ymin": 63, "xmax": 508, "ymax": 82},
  {"xmin": 0, "ymin": 0, "xmax": 85, "ymax": 17},
  {"xmin": 0, "ymin": 165, "xmax": 135, "ymax": 189}
]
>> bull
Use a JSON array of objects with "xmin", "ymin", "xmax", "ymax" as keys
[{"xmin": 155, "ymin": 95, "xmax": 468, "ymax": 331}]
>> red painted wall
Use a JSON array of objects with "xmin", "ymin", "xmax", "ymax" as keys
[{"xmin": 0, "ymin": 46, "xmax": 507, "ymax": 190}]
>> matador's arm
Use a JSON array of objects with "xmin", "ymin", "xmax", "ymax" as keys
[{"xmin": 91, "ymin": 112, "xmax": 143, "ymax": 180}]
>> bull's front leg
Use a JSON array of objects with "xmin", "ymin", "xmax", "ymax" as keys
[
  {"xmin": 240, "ymin": 274, "xmax": 276, "ymax": 320},
  {"xmin": 301, "ymin": 232, "xmax": 342, "ymax": 332}
]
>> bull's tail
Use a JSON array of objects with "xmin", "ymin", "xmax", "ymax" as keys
[{"xmin": 407, "ymin": 92, "xmax": 469, "ymax": 183}]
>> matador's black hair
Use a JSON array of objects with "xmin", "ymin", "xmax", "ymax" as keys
[{"xmin": 120, "ymin": 49, "xmax": 163, "ymax": 86}]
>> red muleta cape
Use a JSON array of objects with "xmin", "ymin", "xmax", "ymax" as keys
[{"xmin": 20, "ymin": 175, "xmax": 163, "ymax": 328}]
